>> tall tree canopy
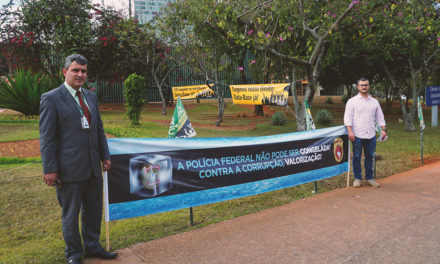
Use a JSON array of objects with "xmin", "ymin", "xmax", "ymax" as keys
[{"xmin": 161, "ymin": 0, "xmax": 357, "ymax": 130}]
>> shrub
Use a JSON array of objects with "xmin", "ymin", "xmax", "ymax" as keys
[
  {"xmin": 271, "ymin": 111, "xmax": 286, "ymax": 126},
  {"xmin": 0, "ymin": 69, "xmax": 60, "ymax": 116},
  {"xmin": 316, "ymin": 109, "xmax": 332, "ymax": 126},
  {"xmin": 341, "ymin": 94, "xmax": 349, "ymax": 104},
  {"xmin": 325, "ymin": 97, "xmax": 333, "ymax": 104},
  {"xmin": 123, "ymin": 73, "xmax": 146, "ymax": 126}
]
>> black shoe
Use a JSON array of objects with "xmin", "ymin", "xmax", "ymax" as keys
[
  {"xmin": 84, "ymin": 247, "xmax": 118, "ymax": 260},
  {"xmin": 67, "ymin": 258, "xmax": 82, "ymax": 264}
]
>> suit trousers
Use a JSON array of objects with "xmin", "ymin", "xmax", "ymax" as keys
[{"xmin": 56, "ymin": 174, "xmax": 103, "ymax": 260}]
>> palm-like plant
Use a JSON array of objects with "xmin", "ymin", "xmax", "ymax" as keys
[
  {"xmin": 316, "ymin": 109, "xmax": 333, "ymax": 126},
  {"xmin": 0, "ymin": 69, "xmax": 60, "ymax": 116}
]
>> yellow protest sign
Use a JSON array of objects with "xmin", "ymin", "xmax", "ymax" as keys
[
  {"xmin": 229, "ymin": 83, "xmax": 290, "ymax": 105},
  {"xmin": 172, "ymin": 85, "xmax": 214, "ymax": 100}
]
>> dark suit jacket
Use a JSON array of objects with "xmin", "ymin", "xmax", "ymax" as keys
[{"xmin": 39, "ymin": 84, "xmax": 110, "ymax": 182}]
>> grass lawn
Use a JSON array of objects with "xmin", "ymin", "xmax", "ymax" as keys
[{"xmin": 0, "ymin": 98, "xmax": 439, "ymax": 263}]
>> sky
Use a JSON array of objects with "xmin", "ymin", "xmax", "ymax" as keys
[
  {"xmin": 0, "ymin": 0, "xmax": 15, "ymax": 7},
  {"xmin": 0, "ymin": 0, "xmax": 130, "ymax": 12}
]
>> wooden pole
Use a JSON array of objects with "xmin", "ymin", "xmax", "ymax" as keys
[
  {"xmin": 189, "ymin": 207, "xmax": 194, "ymax": 226},
  {"xmin": 106, "ymin": 221, "xmax": 110, "ymax": 251}
]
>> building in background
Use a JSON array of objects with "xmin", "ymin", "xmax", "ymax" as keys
[
  {"xmin": 92, "ymin": 0, "xmax": 173, "ymax": 23},
  {"xmin": 134, "ymin": 0, "xmax": 172, "ymax": 24},
  {"xmin": 92, "ymin": 0, "xmax": 131, "ymax": 17}
]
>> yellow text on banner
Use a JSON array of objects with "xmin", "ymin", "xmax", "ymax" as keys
[
  {"xmin": 229, "ymin": 83, "xmax": 290, "ymax": 105},
  {"xmin": 172, "ymin": 85, "xmax": 214, "ymax": 100}
]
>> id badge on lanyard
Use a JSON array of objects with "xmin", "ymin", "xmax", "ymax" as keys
[{"xmin": 81, "ymin": 116, "xmax": 90, "ymax": 129}]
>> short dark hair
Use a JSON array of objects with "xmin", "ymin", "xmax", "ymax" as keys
[
  {"xmin": 64, "ymin": 54, "xmax": 87, "ymax": 69},
  {"xmin": 357, "ymin": 77, "xmax": 369, "ymax": 86}
]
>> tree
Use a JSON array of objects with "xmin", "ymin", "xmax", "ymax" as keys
[
  {"xmin": 350, "ymin": 0, "xmax": 440, "ymax": 131},
  {"xmin": 159, "ymin": 0, "xmax": 241, "ymax": 125},
  {"xmin": 167, "ymin": 0, "xmax": 357, "ymax": 130},
  {"xmin": 0, "ymin": 0, "xmax": 94, "ymax": 74},
  {"xmin": 0, "ymin": 0, "xmax": 128, "ymax": 78},
  {"xmin": 142, "ymin": 24, "xmax": 176, "ymax": 115}
]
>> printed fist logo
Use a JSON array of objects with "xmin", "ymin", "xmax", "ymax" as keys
[{"xmin": 334, "ymin": 138, "xmax": 344, "ymax": 162}]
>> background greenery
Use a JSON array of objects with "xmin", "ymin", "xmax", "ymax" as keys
[{"xmin": 0, "ymin": 98, "xmax": 439, "ymax": 263}]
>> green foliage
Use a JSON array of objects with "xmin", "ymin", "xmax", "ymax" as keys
[
  {"xmin": 91, "ymin": 17, "xmax": 150, "ymax": 80},
  {"xmin": 271, "ymin": 111, "xmax": 286, "ymax": 126},
  {"xmin": 0, "ymin": 69, "xmax": 60, "ymax": 115},
  {"xmin": 0, "ymin": 157, "xmax": 41, "ymax": 164},
  {"xmin": 0, "ymin": 0, "xmax": 129, "ymax": 77},
  {"xmin": 325, "ymin": 0, "xmax": 440, "ymax": 131},
  {"xmin": 1, "ymin": 0, "xmax": 92, "ymax": 74},
  {"xmin": 325, "ymin": 97, "xmax": 334, "ymax": 104},
  {"xmin": 123, "ymin": 73, "xmax": 146, "ymax": 126},
  {"xmin": 316, "ymin": 109, "xmax": 332, "ymax": 126}
]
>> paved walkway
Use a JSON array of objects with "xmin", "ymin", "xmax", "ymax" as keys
[{"xmin": 87, "ymin": 161, "xmax": 440, "ymax": 264}]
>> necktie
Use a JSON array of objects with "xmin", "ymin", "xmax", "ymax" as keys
[{"xmin": 76, "ymin": 90, "xmax": 91, "ymax": 125}]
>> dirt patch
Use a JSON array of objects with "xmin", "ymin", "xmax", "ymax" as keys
[{"xmin": 0, "ymin": 139, "xmax": 41, "ymax": 158}]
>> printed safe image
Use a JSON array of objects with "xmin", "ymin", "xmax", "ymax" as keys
[{"xmin": 129, "ymin": 154, "xmax": 173, "ymax": 197}]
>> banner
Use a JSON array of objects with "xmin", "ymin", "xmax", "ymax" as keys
[
  {"xmin": 105, "ymin": 126, "xmax": 348, "ymax": 221},
  {"xmin": 168, "ymin": 98, "xmax": 196, "ymax": 138},
  {"xmin": 230, "ymin": 83, "xmax": 290, "ymax": 105},
  {"xmin": 305, "ymin": 101, "xmax": 316, "ymax": 130},
  {"xmin": 418, "ymin": 96, "xmax": 425, "ymax": 130},
  {"xmin": 172, "ymin": 84, "xmax": 214, "ymax": 100},
  {"xmin": 425, "ymin": 86, "xmax": 440, "ymax": 106}
]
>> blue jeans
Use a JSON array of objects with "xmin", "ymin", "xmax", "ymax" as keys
[{"xmin": 352, "ymin": 136, "xmax": 376, "ymax": 180}]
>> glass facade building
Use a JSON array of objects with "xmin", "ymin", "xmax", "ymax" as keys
[{"xmin": 134, "ymin": 0, "xmax": 173, "ymax": 24}]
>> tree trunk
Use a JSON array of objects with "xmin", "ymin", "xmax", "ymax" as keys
[
  {"xmin": 289, "ymin": 65, "xmax": 306, "ymax": 131},
  {"xmin": 158, "ymin": 85, "xmax": 167, "ymax": 115},
  {"xmin": 207, "ymin": 72, "xmax": 225, "ymax": 127},
  {"xmin": 401, "ymin": 55, "xmax": 424, "ymax": 132},
  {"xmin": 384, "ymin": 85, "xmax": 393, "ymax": 114},
  {"xmin": 400, "ymin": 99, "xmax": 416, "ymax": 131},
  {"xmin": 216, "ymin": 95, "xmax": 226, "ymax": 126},
  {"xmin": 152, "ymin": 70, "xmax": 167, "ymax": 115},
  {"xmin": 295, "ymin": 101, "xmax": 307, "ymax": 131}
]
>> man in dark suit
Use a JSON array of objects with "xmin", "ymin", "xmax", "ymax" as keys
[{"xmin": 39, "ymin": 54, "xmax": 117, "ymax": 264}]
